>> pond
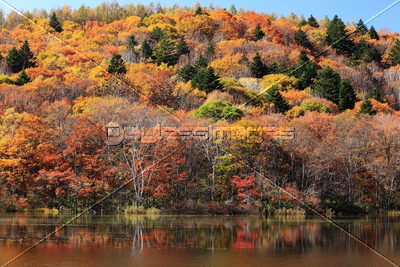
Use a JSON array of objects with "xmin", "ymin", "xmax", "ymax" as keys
[{"xmin": 0, "ymin": 213, "xmax": 399, "ymax": 267}]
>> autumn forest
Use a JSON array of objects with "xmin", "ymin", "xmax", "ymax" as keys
[{"xmin": 1, "ymin": 2, "xmax": 400, "ymax": 215}]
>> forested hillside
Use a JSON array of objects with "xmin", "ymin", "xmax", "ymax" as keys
[{"xmin": 1, "ymin": 2, "xmax": 400, "ymax": 214}]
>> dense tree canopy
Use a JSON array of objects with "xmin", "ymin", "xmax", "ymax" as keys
[{"xmin": 0, "ymin": 3, "xmax": 399, "ymax": 215}]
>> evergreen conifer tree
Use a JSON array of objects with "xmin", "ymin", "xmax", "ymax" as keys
[
  {"xmin": 49, "ymin": 12, "xmax": 63, "ymax": 32},
  {"xmin": 265, "ymin": 85, "xmax": 290, "ymax": 113},
  {"xmin": 254, "ymin": 24, "xmax": 265, "ymax": 40},
  {"xmin": 366, "ymin": 88, "xmax": 383, "ymax": 102},
  {"xmin": 6, "ymin": 46, "xmax": 22, "ymax": 73},
  {"xmin": 307, "ymin": 15, "xmax": 319, "ymax": 27},
  {"xmin": 177, "ymin": 63, "xmax": 197, "ymax": 82},
  {"xmin": 358, "ymin": 99, "xmax": 376, "ymax": 115},
  {"xmin": 356, "ymin": 19, "xmax": 368, "ymax": 35},
  {"xmin": 140, "ymin": 39, "xmax": 153, "ymax": 59},
  {"xmin": 312, "ymin": 66, "xmax": 341, "ymax": 104},
  {"xmin": 19, "ymin": 40, "xmax": 36, "ymax": 69},
  {"xmin": 368, "ymin": 26, "xmax": 379, "ymax": 40},
  {"xmin": 194, "ymin": 54, "xmax": 209, "ymax": 68},
  {"xmin": 107, "ymin": 54, "xmax": 127, "ymax": 74},
  {"xmin": 389, "ymin": 39, "xmax": 400, "ymax": 66},
  {"xmin": 127, "ymin": 34, "xmax": 137, "ymax": 49},
  {"xmin": 325, "ymin": 15, "xmax": 354, "ymax": 55},
  {"xmin": 294, "ymin": 29, "xmax": 313, "ymax": 49},
  {"xmin": 153, "ymin": 38, "xmax": 179, "ymax": 66},
  {"xmin": 15, "ymin": 69, "xmax": 30, "ymax": 86},
  {"xmin": 250, "ymin": 52, "xmax": 268, "ymax": 78},
  {"xmin": 295, "ymin": 50, "xmax": 317, "ymax": 90},
  {"xmin": 150, "ymin": 26, "xmax": 166, "ymax": 42},
  {"xmin": 338, "ymin": 78, "xmax": 357, "ymax": 111},
  {"xmin": 191, "ymin": 66, "xmax": 223, "ymax": 93},
  {"xmin": 176, "ymin": 36, "xmax": 190, "ymax": 56}
]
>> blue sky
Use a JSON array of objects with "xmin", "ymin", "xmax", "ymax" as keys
[{"xmin": 2, "ymin": 0, "xmax": 400, "ymax": 32}]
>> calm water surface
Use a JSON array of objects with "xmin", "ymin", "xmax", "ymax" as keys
[{"xmin": 0, "ymin": 213, "xmax": 399, "ymax": 267}]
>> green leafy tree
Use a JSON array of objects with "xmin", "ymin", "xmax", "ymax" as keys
[
  {"xmin": 312, "ymin": 66, "xmax": 341, "ymax": 104},
  {"xmin": 191, "ymin": 66, "xmax": 223, "ymax": 93},
  {"xmin": 194, "ymin": 100, "xmax": 243, "ymax": 122},
  {"xmin": 294, "ymin": 29, "xmax": 313, "ymax": 49},
  {"xmin": 14, "ymin": 69, "xmax": 30, "ymax": 86},
  {"xmin": 107, "ymin": 54, "xmax": 127, "ymax": 74},
  {"xmin": 338, "ymin": 78, "xmax": 357, "ymax": 111},
  {"xmin": 307, "ymin": 15, "xmax": 319, "ymax": 27},
  {"xmin": 389, "ymin": 39, "xmax": 400, "ymax": 66},
  {"xmin": 358, "ymin": 99, "xmax": 376, "ymax": 115},
  {"xmin": 140, "ymin": 39, "xmax": 153, "ymax": 59},
  {"xmin": 368, "ymin": 26, "xmax": 379, "ymax": 40},
  {"xmin": 49, "ymin": 12, "xmax": 63, "ymax": 32},
  {"xmin": 295, "ymin": 50, "xmax": 317, "ymax": 90},
  {"xmin": 254, "ymin": 24, "xmax": 265, "ymax": 40},
  {"xmin": 325, "ymin": 15, "xmax": 354, "ymax": 55},
  {"xmin": 250, "ymin": 52, "xmax": 268, "ymax": 78},
  {"xmin": 356, "ymin": 19, "xmax": 368, "ymax": 35},
  {"xmin": 177, "ymin": 63, "xmax": 197, "ymax": 82},
  {"xmin": 6, "ymin": 46, "xmax": 22, "ymax": 73},
  {"xmin": 152, "ymin": 38, "xmax": 179, "ymax": 66},
  {"xmin": 265, "ymin": 85, "xmax": 289, "ymax": 113},
  {"xmin": 176, "ymin": 36, "xmax": 190, "ymax": 56}
]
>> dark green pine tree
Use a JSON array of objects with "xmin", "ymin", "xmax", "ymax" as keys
[
  {"xmin": 338, "ymin": 78, "xmax": 357, "ymax": 111},
  {"xmin": 295, "ymin": 50, "xmax": 317, "ymax": 90},
  {"xmin": 14, "ymin": 69, "xmax": 31, "ymax": 86},
  {"xmin": 19, "ymin": 40, "xmax": 36, "ymax": 69},
  {"xmin": 107, "ymin": 54, "xmax": 127, "ymax": 74},
  {"xmin": 191, "ymin": 66, "xmax": 223, "ymax": 93},
  {"xmin": 265, "ymin": 85, "xmax": 290, "ymax": 113},
  {"xmin": 356, "ymin": 19, "xmax": 368, "ymax": 35},
  {"xmin": 312, "ymin": 66, "xmax": 341, "ymax": 105},
  {"xmin": 6, "ymin": 46, "xmax": 23, "ymax": 73},
  {"xmin": 364, "ymin": 46, "xmax": 381, "ymax": 63},
  {"xmin": 294, "ymin": 29, "xmax": 313, "ymax": 49},
  {"xmin": 358, "ymin": 98, "xmax": 376, "ymax": 115},
  {"xmin": 298, "ymin": 19, "xmax": 307, "ymax": 27},
  {"xmin": 152, "ymin": 38, "xmax": 179, "ymax": 66},
  {"xmin": 49, "ymin": 12, "xmax": 63, "ymax": 32},
  {"xmin": 194, "ymin": 54, "xmax": 209, "ymax": 68},
  {"xmin": 389, "ymin": 39, "xmax": 400, "ymax": 66},
  {"xmin": 366, "ymin": 88, "xmax": 383, "ymax": 102},
  {"xmin": 307, "ymin": 15, "xmax": 319, "ymax": 28},
  {"xmin": 176, "ymin": 36, "xmax": 190, "ymax": 56},
  {"xmin": 250, "ymin": 52, "xmax": 268, "ymax": 78},
  {"xmin": 325, "ymin": 15, "xmax": 354, "ymax": 55},
  {"xmin": 254, "ymin": 24, "xmax": 265, "ymax": 40},
  {"xmin": 368, "ymin": 26, "xmax": 379, "ymax": 40},
  {"xmin": 150, "ymin": 26, "xmax": 166, "ymax": 42},
  {"xmin": 140, "ymin": 39, "xmax": 153, "ymax": 59},
  {"xmin": 127, "ymin": 34, "xmax": 137, "ymax": 49},
  {"xmin": 207, "ymin": 42, "xmax": 216, "ymax": 57},
  {"xmin": 177, "ymin": 63, "xmax": 198, "ymax": 82}
]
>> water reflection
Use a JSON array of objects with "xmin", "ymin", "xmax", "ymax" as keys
[{"xmin": 0, "ymin": 213, "xmax": 400, "ymax": 266}]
